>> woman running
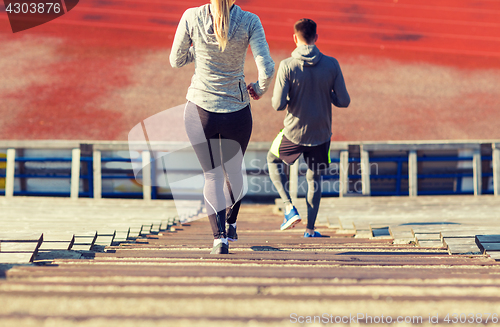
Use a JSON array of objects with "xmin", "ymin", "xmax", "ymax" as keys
[{"xmin": 170, "ymin": 0, "xmax": 274, "ymax": 254}]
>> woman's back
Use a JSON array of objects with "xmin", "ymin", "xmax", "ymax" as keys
[
  {"xmin": 170, "ymin": 4, "xmax": 274, "ymax": 113},
  {"xmin": 169, "ymin": 0, "xmax": 274, "ymax": 254}
]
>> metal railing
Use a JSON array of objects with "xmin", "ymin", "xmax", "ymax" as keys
[{"xmin": 2, "ymin": 140, "xmax": 500, "ymax": 199}]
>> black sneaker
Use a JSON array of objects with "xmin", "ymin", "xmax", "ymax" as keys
[
  {"xmin": 227, "ymin": 224, "xmax": 238, "ymax": 242},
  {"xmin": 210, "ymin": 242, "xmax": 229, "ymax": 254}
]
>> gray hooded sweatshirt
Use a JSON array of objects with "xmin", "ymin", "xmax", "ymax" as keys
[
  {"xmin": 170, "ymin": 4, "xmax": 275, "ymax": 113},
  {"xmin": 272, "ymin": 45, "xmax": 350, "ymax": 146}
]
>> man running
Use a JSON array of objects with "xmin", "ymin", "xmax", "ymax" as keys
[{"xmin": 266, "ymin": 18, "xmax": 350, "ymax": 237}]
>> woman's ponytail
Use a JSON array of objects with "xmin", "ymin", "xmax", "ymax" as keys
[{"xmin": 211, "ymin": 0, "xmax": 231, "ymax": 51}]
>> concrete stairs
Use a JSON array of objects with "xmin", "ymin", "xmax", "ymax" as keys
[
  {"xmin": 1, "ymin": 203, "xmax": 500, "ymax": 326},
  {"xmin": 282, "ymin": 195, "xmax": 500, "ymax": 258},
  {"xmin": 0, "ymin": 197, "xmax": 202, "ymax": 263}
]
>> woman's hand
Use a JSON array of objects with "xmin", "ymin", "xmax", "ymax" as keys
[{"xmin": 247, "ymin": 83, "xmax": 261, "ymax": 100}]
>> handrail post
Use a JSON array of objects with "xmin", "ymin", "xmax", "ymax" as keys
[
  {"xmin": 70, "ymin": 148, "xmax": 81, "ymax": 199},
  {"xmin": 360, "ymin": 146, "xmax": 371, "ymax": 196},
  {"xmin": 142, "ymin": 151, "xmax": 152, "ymax": 201},
  {"xmin": 5, "ymin": 148, "xmax": 16, "ymax": 198},
  {"xmin": 339, "ymin": 150, "xmax": 349, "ymax": 197},
  {"xmin": 93, "ymin": 150, "xmax": 102, "ymax": 199},
  {"xmin": 493, "ymin": 145, "xmax": 500, "ymax": 196},
  {"xmin": 408, "ymin": 150, "xmax": 418, "ymax": 197},
  {"xmin": 473, "ymin": 149, "xmax": 482, "ymax": 196}
]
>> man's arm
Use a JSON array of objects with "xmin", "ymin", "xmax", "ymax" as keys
[
  {"xmin": 169, "ymin": 9, "xmax": 195, "ymax": 68},
  {"xmin": 331, "ymin": 61, "xmax": 350, "ymax": 108},
  {"xmin": 271, "ymin": 60, "xmax": 290, "ymax": 111}
]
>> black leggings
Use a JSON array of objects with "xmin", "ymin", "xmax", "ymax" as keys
[{"xmin": 184, "ymin": 101, "xmax": 252, "ymax": 239}]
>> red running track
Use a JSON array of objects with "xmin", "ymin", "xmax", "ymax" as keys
[{"xmin": 0, "ymin": 0, "xmax": 499, "ymax": 141}]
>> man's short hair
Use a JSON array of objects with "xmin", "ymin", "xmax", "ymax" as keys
[{"xmin": 294, "ymin": 19, "xmax": 317, "ymax": 44}]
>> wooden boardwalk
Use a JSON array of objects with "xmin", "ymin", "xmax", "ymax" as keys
[{"xmin": 1, "ymin": 197, "xmax": 500, "ymax": 326}]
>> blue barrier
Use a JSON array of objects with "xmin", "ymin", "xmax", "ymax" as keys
[
  {"xmin": 8, "ymin": 156, "xmax": 94, "ymax": 198},
  {"xmin": 2, "ymin": 155, "xmax": 146, "ymax": 198},
  {"xmin": 368, "ymin": 155, "xmax": 493, "ymax": 196},
  {"xmin": 322, "ymin": 154, "xmax": 493, "ymax": 197},
  {"xmin": 0, "ymin": 151, "xmax": 495, "ymax": 198}
]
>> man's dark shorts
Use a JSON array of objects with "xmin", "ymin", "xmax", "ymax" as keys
[{"xmin": 269, "ymin": 130, "xmax": 331, "ymax": 172}]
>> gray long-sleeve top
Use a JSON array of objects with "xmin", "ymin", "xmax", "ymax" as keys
[
  {"xmin": 272, "ymin": 45, "xmax": 350, "ymax": 146},
  {"xmin": 170, "ymin": 4, "xmax": 275, "ymax": 113}
]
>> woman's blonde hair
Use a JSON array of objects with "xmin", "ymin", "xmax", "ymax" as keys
[{"xmin": 211, "ymin": 0, "xmax": 231, "ymax": 51}]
